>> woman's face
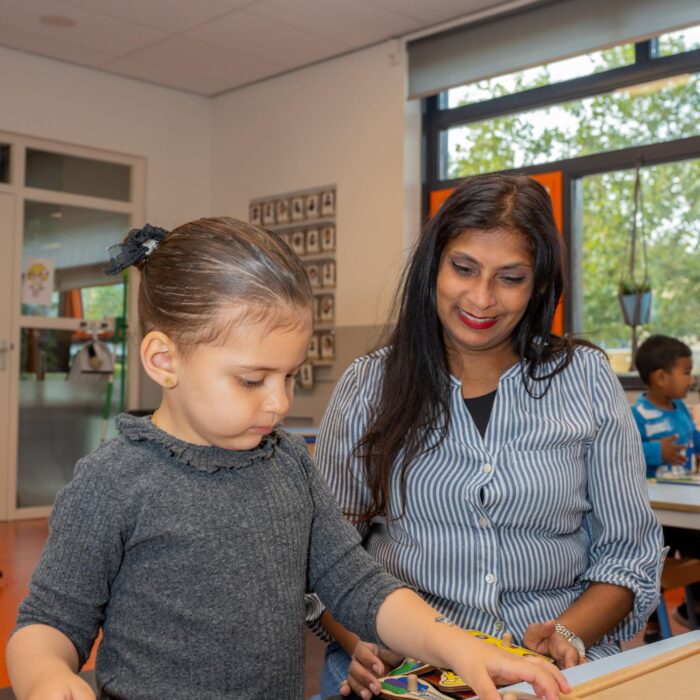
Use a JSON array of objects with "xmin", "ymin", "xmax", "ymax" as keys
[{"xmin": 436, "ymin": 227, "xmax": 535, "ymax": 363}]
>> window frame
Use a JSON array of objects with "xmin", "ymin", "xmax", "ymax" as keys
[{"xmin": 422, "ymin": 39, "xmax": 700, "ymax": 387}]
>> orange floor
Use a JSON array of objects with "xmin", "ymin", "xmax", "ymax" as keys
[
  {"xmin": 0, "ymin": 519, "xmax": 688, "ymax": 691},
  {"xmin": 0, "ymin": 519, "xmax": 99, "ymax": 688}
]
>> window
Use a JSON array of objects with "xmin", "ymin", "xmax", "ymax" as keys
[
  {"xmin": 575, "ymin": 160, "xmax": 700, "ymax": 374},
  {"xmin": 443, "ymin": 67, "xmax": 700, "ymax": 179},
  {"xmin": 25, "ymin": 148, "xmax": 131, "ymax": 201},
  {"xmin": 22, "ymin": 201, "xmax": 130, "ymax": 317},
  {"xmin": 444, "ymin": 45, "xmax": 634, "ymax": 109},
  {"xmin": 657, "ymin": 24, "xmax": 700, "ymax": 57}
]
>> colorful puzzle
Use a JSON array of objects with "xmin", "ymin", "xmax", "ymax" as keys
[{"xmin": 379, "ymin": 630, "xmax": 554, "ymax": 700}]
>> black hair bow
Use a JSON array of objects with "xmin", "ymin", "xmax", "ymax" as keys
[{"xmin": 105, "ymin": 224, "xmax": 169, "ymax": 275}]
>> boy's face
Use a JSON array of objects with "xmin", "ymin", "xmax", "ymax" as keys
[{"xmin": 659, "ymin": 356, "xmax": 694, "ymax": 400}]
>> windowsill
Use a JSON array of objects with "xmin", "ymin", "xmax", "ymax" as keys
[{"xmin": 617, "ymin": 374, "xmax": 645, "ymax": 391}]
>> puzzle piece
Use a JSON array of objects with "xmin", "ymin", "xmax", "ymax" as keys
[
  {"xmin": 464, "ymin": 630, "xmax": 553, "ymax": 663},
  {"xmin": 438, "ymin": 670, "xmax": 472, "ymax": 692},
  {"xmin": 388, "ymin": 659, "xmax": 434, "ymax": 677},
  {"xmin": 380, "ymin": 674, "xmax": 454, "ymax": 699}
]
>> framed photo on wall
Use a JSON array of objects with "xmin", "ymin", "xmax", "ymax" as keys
[
  {"xmin": 291, "ymin": 196, "xmax": 305, "ymax": 221},
  {"xmin": 305, "ymin": 263, "xmax": 320, "ymax": 288},
  {"xmin": 299, "ymin": 361, "xmax": 314, "ymax": 390},
  {"xmin": 305, "ymin": 193, "xmax": 320, "ymax": 218},
  {"xmin": 276, "ymin": 198, "xmax": 290, "ymax": 224},
  {"xmin": 321, "ymin": 189, "xmax": 335, "ymax": 216},
  {"xmin": 321, "ymin": 260, "xmax": 336, "ymax": 288},
  {"xmin": 319, "ymin": 295, "xmax": 334, "ymax": 322},
  {"xmin": 305, "ymin": 228, "xmax": 320, "ymax": 254},
  {"xmin": 249, "ymin": 203, "xmax": 262, "ymax": 225},
  {"xmin": 320, "ymin": 332, "xmax": 335, "ymax": 360},
  {"xmin": 307, "ymin": 333, "xmax": 319, "ymax": 359},
  {"xmin": 291, "ymin": 230, "xmax": 306, "ymax": 255},
  {"xmin": 263, "ymin": 201, "xmax": 276, "ymax": 225},
  {"xmin": 321, "ymin": 225, "xmax": 335, "ymax": 252}
]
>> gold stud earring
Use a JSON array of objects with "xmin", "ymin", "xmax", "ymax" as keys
[{"xmin": 163, "ymin": 376, "xmax": 176, "ymax": 388}]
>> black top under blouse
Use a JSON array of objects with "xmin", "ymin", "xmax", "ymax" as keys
[{"xmin": 463, "ymin": 389, "xmax": 497, "ymax": 438}]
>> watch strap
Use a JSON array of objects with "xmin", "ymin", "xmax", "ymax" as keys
[{"xmin": 554, "ymin": 622, "xmax": 586, "ymax": 658}]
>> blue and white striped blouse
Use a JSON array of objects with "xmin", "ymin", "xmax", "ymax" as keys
[{"xmin": 309, "ymin": 345, "xmax": 665, "ymax": 659}]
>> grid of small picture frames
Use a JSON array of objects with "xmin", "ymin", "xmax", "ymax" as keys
[{"xmin": 249, "ymin": 186, "xmax": 336, "ymax": 391}]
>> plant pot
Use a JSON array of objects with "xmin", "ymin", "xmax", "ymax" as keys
[{"xmin": 619, "ymin": 290, "xmax": 652, "ymax": 326}]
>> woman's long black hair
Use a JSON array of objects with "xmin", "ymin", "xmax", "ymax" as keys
[{"xmin": 353, "ymin": 174, "xmax": 576, "ymax": 522}]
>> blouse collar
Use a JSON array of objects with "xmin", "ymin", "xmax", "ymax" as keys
[{"xmin": 116, "ymin": 413, "xmax": 280, "ymax": 474}]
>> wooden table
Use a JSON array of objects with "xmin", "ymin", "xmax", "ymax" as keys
[
  {"xmin": 647, "ymin": 480, "xmax": 700, "ymax": 530},
  {"xmin": 497, "ymin": 630, "xmax": 700, "ymax": 699}
]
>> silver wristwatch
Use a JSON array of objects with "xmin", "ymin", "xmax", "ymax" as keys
[{"xmin": 554, "ymin": 623, "xmax": 586, "ymax": 658}]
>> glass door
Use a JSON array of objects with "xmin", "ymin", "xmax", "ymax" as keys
[{"xmin": 0, "ymin": 134, "xmax": 143, "ymax": 519}]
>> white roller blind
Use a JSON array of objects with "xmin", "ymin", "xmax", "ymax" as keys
[{"xmin": 408, "ymin": 0, "xmax": 700, "ymax": 99}]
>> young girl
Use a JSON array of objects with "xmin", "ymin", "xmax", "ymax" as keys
[{"xmin": 7, "ymin": 218, "xmax": 569, "ymax": 700}]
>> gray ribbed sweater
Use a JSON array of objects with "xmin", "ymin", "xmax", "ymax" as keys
[{"xmin": 15, "ymin": 414, "xmax": 403, "ymax": 699}]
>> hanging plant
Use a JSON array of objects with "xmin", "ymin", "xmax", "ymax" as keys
[{"xmin": 618, "ymin": 160, "xmax": 651, "ymax": 368}]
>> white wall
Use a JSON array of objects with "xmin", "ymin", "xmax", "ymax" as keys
[
  {"xmin": 0, "ymin": 46, "xmax": 214, "ymax": 408},
  {"xmin": 211, "ymin": 41, "xmax": 421, "ymax": 327},
  {"xmin": 0, "ymin": 46, "xmax": 212, "ymax": 230}
]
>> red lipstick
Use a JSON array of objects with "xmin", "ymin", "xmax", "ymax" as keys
[{"xmin": 457, "ymin": 309, "xmax": 498, "ymax": 330}]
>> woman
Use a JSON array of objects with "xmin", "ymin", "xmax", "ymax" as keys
[{"xmin": 310, "ymin": 174, "xmax": 664, "ymax": 699}]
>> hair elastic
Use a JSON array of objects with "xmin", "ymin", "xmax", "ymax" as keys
[{"xmin": 105, "ymin": 223, "xmax": 169, "ymax": 275}]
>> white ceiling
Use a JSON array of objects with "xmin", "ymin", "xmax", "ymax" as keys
[{"xmin": 0, "ymin": 0, "xmax": 541, "ymax": 96}]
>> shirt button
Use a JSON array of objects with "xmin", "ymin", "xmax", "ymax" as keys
[
  {"xmin": 485, "ymin": 573, "xmax": 496, "ymax": 584},
  {"xmin": 482, "ymin": 462, "xmax": 493, "ymax": 474},
  {"xmin": 479, "ymin": 516, "xmax": 489, "ymax": 528},
  {"xmin": 494, "ymin": 620, "xmax": 504, "ymax": 631}
]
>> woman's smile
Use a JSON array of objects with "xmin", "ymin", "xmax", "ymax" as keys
[{"xmin": 457, "ymin": 308, "xmax": 499, "ymax": 330}]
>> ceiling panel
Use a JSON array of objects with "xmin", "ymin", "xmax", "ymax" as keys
[
  {"xmin": 366, "ymin": 0, "xmax": 515, "ymax": 24},
  {"xmin": 0, "ymin": 0, "xmax": 546, "ymax": 95},
  {"xmin": 187, "ymin": 10, "xmax": 349, "ymax": 68},
  {"xmin": 0, "ymin": 0, "xmax": 165, "ymax": 53},
  {"xmin": 0, "ymin": 22, "xmax": 115, "ymax": 65},
  {"xmin": 249, "ymin": 0, "xmax": 422, "ymax": 46},
  {"xmin": 109, "ymin": 35, "xmax": 283, "ymax": 88},
  {"xmin": 104, "ymin": 57, "xmax": 231, "ymax": 95},
  {"xmin": 60, "ymin": 0, "xmax": 235, "ymax": 34}
]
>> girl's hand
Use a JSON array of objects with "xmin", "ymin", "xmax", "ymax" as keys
[
  {"xmin": 523, "ymin": 620, "xmax": 582, "ymax": 669},
  {"xmin": 25, "ymin": 672, "xmax": 96, "ymax": 700},
  {"xmin": 339, "ymin": 641, "xmax": 403, "ymax": 699},
  {"xmin": 447, "ymin": 635, "xmax": 571, "ymax": 700}
]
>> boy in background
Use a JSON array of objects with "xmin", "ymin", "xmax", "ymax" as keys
[
  {"xmin": 632, "ymin": 335, "xmax": 699, "ymax": 478},
  {"xmin": 631, "ymin": 334, "xmax": 700, "ymax": 638}
]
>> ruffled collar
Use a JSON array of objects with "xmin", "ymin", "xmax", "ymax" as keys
[{"xmin": 116, "ymin": 413, "xmax": 280, "ymax": 474}]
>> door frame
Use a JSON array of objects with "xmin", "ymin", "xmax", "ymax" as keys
[{"xmin": 0, "ymin": 130, "xmax": 145, "ymax": 521}]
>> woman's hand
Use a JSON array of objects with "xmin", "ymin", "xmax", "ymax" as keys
[
  {"xmin": 339, "ymin": 641, "xmax": 403, "ymax": 699},
  {"xmin": 523, "ymin": 620, "xmax": 582, "ymax": 669}
]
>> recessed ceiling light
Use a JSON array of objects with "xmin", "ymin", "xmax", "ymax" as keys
[
  {"xmin": 39, "ymin": 15, "xmax": 77, "ymax": 28},
  {"xmin": 49, "ymin": 210, "xmax": 63, "ymax": 219}
]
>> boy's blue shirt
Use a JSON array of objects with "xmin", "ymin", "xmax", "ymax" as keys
[{"xmin": 631, "ymin": 393, "xmax": 700, "ymax": 478}]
